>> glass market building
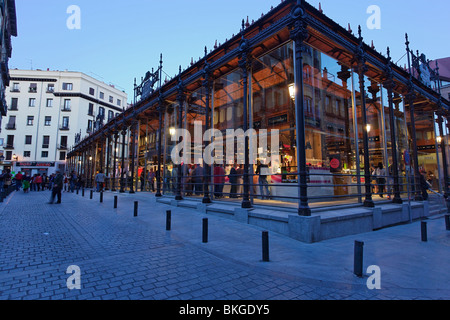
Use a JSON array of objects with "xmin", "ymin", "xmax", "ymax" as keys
[{"xmin": 67, "ymin": 0, "xmax": 450, "ymax": 216}]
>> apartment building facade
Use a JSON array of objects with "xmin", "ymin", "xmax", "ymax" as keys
[
  {"xmin": 0, "ymin": 0, "xmax": 17, "ymax": 120},
  {"xmin": 0, "ymin": 69, "xmax": 127, "ymax": 176}
]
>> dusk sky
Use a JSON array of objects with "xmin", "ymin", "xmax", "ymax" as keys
[{"xmin": 10, "ymin": 0, "xmax": 450, "ymax": 103}]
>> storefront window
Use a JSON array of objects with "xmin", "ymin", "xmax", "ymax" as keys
[
  {"xmin": 213, "ymin": 68, "xmax": 244, "ymax": 198},
  {"xmin": 251, "ymin": 41, "xmax": 295, "ymax": 202},
  {"xmin": 303, "ymin": 45, "xmax": 357, "ymax": 202}
]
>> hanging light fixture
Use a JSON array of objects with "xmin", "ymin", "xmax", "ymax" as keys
[
  {"xmin": 437, "ymin": 136, "xmax": 442, "ymax": 144},
  {"xmin": 288, "ymin": 83, "xmax": 296, "ymax": 101}
]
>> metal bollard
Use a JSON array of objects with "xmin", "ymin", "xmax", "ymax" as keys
[
  {"xmin": 421, "ymin": 221, "xmax": 428, "ymax": 242},
  {"xmin": 262, "ymin": 231, "xmax": 270, "ymax": 262},
  {"xmin": 100, "ymin": 191, "xmax": 103, "ymax": 203},
  {"xmin": 134, "ymin": 201, "xmax": 138, "ymax": 217},
  {"xmin": 90, "ymin": 190, "xmax": 93, "ymax": 199},
  {"xmin": 76, "ymin": 189, "xmax": 79, "ymax": 195},
  {"xmin": 82, "ymin": 189, "xmax": 85, "ymax": 197},
  {"xmin": 202, "ymin": 218, "xmax": 208, "ymax": 243},
  {"xmin": 354, "ymin": 241, "xmax": 364, "ymax": 277},
  {"xmin": 166, "ymin": 210, "xmax": 171, "ymax": 231},
  {"xmin": 445, "ymin": 214, "xmax": 450, "ymax": 231},
  {"xmin": 114, "ymin": 196, "xmax": 118, "ymax": 209}
]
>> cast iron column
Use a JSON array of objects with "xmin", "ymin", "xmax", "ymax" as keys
[
  {"xmin": 405, "ymin": 34, "xmax": 423, "ymax": 201},
  {"xmin": 202, "ymin": 47, "xmax": 212, "ymax": 204},
  {"xmin": 112, "ymin": 131, "xmax": 119, "ymax": 191},
  {"xmin": 289, "ymin": 2, "xmax": 311, "ymax": 215},
  {"xmin": 155, "ymin": 95, "xmax": 164, "ymax": 197},
  {"xmin": 105, "ymin": 133, "xmax": 111, "ymax": 190},
  {"xmin": 175, "ymin": 67, "xmax": 184, "ymax": 201},
  {"xmin": 384, "ymin": 48, "xmax": 403, "ymax": 204},
  {"xmin": 120, "ymin": 127, "xmax": 127, "ymax": 193},
  {"xmin": 129, "ymin": 120, "xmax": 137, "ymax": 194},
  {"xmin": 438, "ymin": 113, "xmax": 450, "ymax": 212},
  {"xmin": 238, "ymin": 26, "xmax": 252, "ymax": 209},
  {"xmin": 355, "ymin": 26, "xmax": 374, "ymax": 208}
]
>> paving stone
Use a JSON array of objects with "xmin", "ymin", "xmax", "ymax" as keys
[{"xmin": 0, "ymin": 190, "xmax": 449, "ymax": 302}]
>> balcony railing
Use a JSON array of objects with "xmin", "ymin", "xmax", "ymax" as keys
[
  {"xmin": 60, "ymin": 125, "xmax": 70, "ymax": 131},
  {"xmin": 4, "ymin": 144, "xmax": 14, "ymax": 149},
  {"xmin": 61, "ymin": 106, "xmax": 71, "ymax": 112},
  {"xmin": 58, "ymin": 144, "xmax": 68, "ymax": 150},
  {"xmin": 5, "ymin": 123, "xmax": 16, "ymax": 130}
]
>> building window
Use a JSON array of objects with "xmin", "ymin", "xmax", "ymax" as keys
[
  {"xmin": 44, "ymin": 116, "xmax": 51, "ymax": 126},
  {"xmin": 6, "ymin": 135, "xmax": 14, "ymax": 148},
  {"xmin": 27, "ymin": 116, "xmax": 34, "ymax": 126},
  {"xmin": 42, "ymin": 136, "xmax": 50, "ymax": 149},
  {"xmin": 46, "ymin": 99, "xmax": 53, "ymax": 107},
  {"xmin": 6, "ymin": 116, "xmax": 16, "ymax": 130},
  {"xmin": 89, "ymin": 87, "xmax": 95, "ymax": 96},
  {"xmin": 98, "ymin": 107, "xmax": 105, "ymax": 119},
  {"xmin": 29, "ymin": 98, "xmax": 36, "ymax": 107},
  {"xmin": 41, "ymin": 151, "xmax": 49, "ymax": 158},
  {"xmin": 11, "ymin": 83, "xmax": 20, "ymax": 92},
  {"xmin": 61, "ymin": 117, "xmax": 70, "ymax": 129},
  {"xmin": 63, "ymin": 99, "xmax": 71, "ymax": 111},
  {"xmin": 88, "ymin": 103, "xmax": 94, "ymax": 116},
  {"xmin": 109, "ymin": 96, "xmax": 113, "ymax": 103},
  {"xmin": 47, "ymin": 84, "xmax": 55, "ymax": 93},
  {"xmin": 23, "ymin": 151, "xmax": 31, "ymax": 158},
  {"xmin": 5, "ymin": 151, "xmax": 12, "ymax": 161},
  {"xmin": 87, "ymin": 120, "xmax": 93, "ymax": 132},
  {"xmin": 117, "ymin": 99, "xmax": 121, "ymax": 106},
  {"xmin": 59, "ymin": 152, "xmax": 66, "ymax": 161},
  {"xmin": 25, "ymin": 136, "xmax": 32, "ymax": 145},
  {"xmin": 108, "ymin": 110, "xmax": 114, "ymax": 122},
  {"xmin": 60, "ymin": 136, "xmax": 68, "ymax": 149},
  {"xmin": 29, "ymin": 83, "xmax": 37, "ymax": 93},
  {"xmin": 99, "ymin": 92, "xmax": 104, "ymax": 100},
  {"xmin": 10, "ymin": 98, "xmax": 18, "ymax": 110},
  {"xmin": 63, "ymin": 83, "xmax": 73, "ymax": 90}
]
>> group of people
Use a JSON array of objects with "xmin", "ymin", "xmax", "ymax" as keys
[
  {"xmin": 371, "ymin": 162, "xmax": 433, "ymax": 200},
  {"xmin": 0, "ymin": 169, "xmax": 84, "ymax": 204},
  {"xmin": 163, "ymin": 162, "xmax": 272, "ymax": 200}
]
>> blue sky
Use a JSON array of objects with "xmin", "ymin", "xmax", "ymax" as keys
[{"xmin": 10, "ymin": 0, "xmax": 450, "ymax": 103}]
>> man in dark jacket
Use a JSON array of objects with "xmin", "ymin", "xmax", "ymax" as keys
[{"xmin": 48, "ymin": 170, "xmax": 63, "ymax": 204}]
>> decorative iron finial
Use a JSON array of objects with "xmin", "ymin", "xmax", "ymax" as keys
[
  {"xmin": 387, "ymin": 47, "xmax": 391, "ymax": 60},
  {"xmin": 358, "ymin": 25, "xmax": 362, "ymax": 41}
]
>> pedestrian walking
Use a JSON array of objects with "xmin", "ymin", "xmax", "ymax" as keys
[
  {"xmin": 256, "ymin": 160, "xmax": 270, "ymax": 200},
  {"xmin": 95, "ymin": 171, "xmax": 106, "ymax": 192},
  {"xmin": 14, "ymin": 171, "xmax": 23, "ymax": 191},
  {"xmin": 48, "ymin": 170, "xmax": 63, "ymax": 204}
]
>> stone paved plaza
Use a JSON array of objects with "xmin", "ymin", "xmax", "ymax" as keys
[{"xmin": 0, "ymin": 189, "xmax": 449, "ymax": 302}]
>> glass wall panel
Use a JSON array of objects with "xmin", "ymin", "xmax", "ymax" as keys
[
  {"xmin": 415, "ymin": 105, "xmax": 439, "ymax": 191},
  {"xmin": 213, "ymin": 68, "xmax": 244, "ymax": 198},
  {"xmin": 382, "ymin": 88, "xmax": 412, "ymax": 199},
  {"xmin": 162, "ymin": 101, "xmax": 179, "ymax": 195},
  {"xmin": 303, "ymin": 45, "xmax": 357, "ymax": 202},
  {"xmin": 184, "ymin": 87, "xmax": 207, "ymax": 197},
  {"xmin": 251, "ymin": 41, "xmax": 295, "ymax": 202}
]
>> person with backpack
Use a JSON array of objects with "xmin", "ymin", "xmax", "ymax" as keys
[{"xmin": 48, "ymin": 170, "xmax": 63, "ymax": 204}]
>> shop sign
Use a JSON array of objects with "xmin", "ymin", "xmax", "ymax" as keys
[
  {"xmin": 268, "ymin": 114, "xmax": 287, "ymax": 126},
  {"xmin": 16, "ymin": 162, "xmax": 55, "ymax": 167}
]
